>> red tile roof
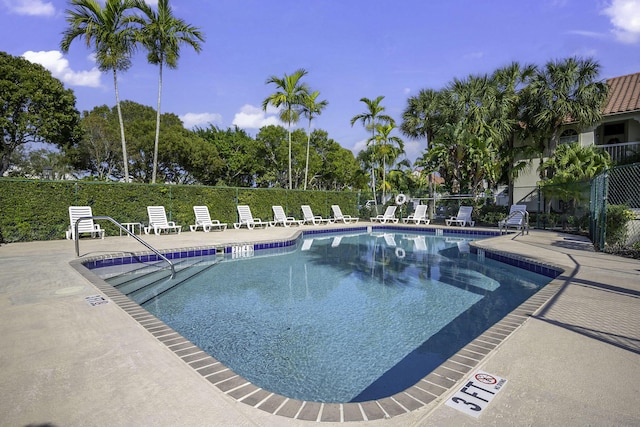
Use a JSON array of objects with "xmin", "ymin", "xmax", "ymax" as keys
[{"xmin": 603, "ymin": 72, "xmax": 640, "ymax": 115}]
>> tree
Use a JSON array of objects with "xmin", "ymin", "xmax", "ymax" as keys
[
  {"xmin": 539, "ymin": 142, "xmax": 611, "ymax": 209},
  {"xmin": 262, "ymin": 69, "xmax": 310, "ymax": 189},
  {"xmin": 369, "ymin": 123, "xmax": 404, "ymax": 201},
  {"xmin": 61, "ymin": 0, "xmax": 138, "ymax": 182},
  {"xmin": 76, "ymin": 101, "xmax": 215, "ymax": 183},
  {"xmin": 8, "ymin": 147, "xmax": 76, "ymax": 180},
  {"xmin": 350, "ymin": 96, "xmax": 395, "ymax": 208},
  {"xmin": 255, "ymin": 125, "xmax": 289, "ymax": 187},
  {"xmin": 193, "ymin": 125, "xmax": 258, "ymax": 186},
  {"xmin": 301, "ymin": 90, "xmax": 328, "ymax": 190},
  {"xmin": 490, "ymin": 62, "xmax": 537, "ymax": 205},
  {"xmin": 523, "ymin": 57, "xmax": 609, "ymax": 176},
  {"xmin": 132, "ymin": 0, "xmax": 204, "ymax": 184},
  {"xmin": 77, "ymin": 105, "xmax": 122, "ymax": 179},
  {"xmin": 0, "ymin": 51, "xmax": 81, "ymax": 176},
  {"xmin": 306, "ymin": 129, "xmax": 363, "ymax": 190},
  {"xmin": 401, "ymin": 88, "xmax": 444, "ymax": 217}
]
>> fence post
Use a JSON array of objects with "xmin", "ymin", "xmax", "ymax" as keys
[{"xmin": 600, "ymin": 171, "xmax": 610, "ymax": 251}]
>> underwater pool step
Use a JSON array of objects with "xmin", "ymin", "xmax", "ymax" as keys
[
  {"xmin": 131, "ymin": 258, "xmax": 221, "ymax": 305},
  {"xmin": 103, "ymin": 259, "xmax": 171, "ymax": 286},
  {"xmin": 106, "ymin": 257, "xmax": 204, "ymax": 292}
]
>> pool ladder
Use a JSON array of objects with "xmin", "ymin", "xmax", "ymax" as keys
[{"xmin": 73, "ymin": 215, "xmax": 176, "ymax": 279}]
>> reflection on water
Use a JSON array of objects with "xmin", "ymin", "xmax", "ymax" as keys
[{"xmin": 138, "ymin": 231, "xmax": 550, "ymax": 403}]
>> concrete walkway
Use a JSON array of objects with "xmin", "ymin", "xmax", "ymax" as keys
[{"xmin": 1, "ymin": 225, "xmax": 639, "ymax": 426}]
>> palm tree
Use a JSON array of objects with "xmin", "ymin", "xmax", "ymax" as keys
[
  {"xmin": 524, "ymin": 57, "xmax": 609, "ymax": 173},
  {"xmin": 489, "ymin": 62, "xmax": 537, "ymax": 205},
  {"xmin": 301, "ymin": 90, "xmax": 328, "ymax": 190},
  {"xmin": 369, "ymin": 123, "xmax": 404, "ymax": 203},
  {"xmin": 61, "ymin": 0, "xmax": 137, "ymax": 182},
  {"xmin": 539, "ymin": 142, "xmax": 611, "ymax": 210},
  {"xmin": 401, "ymin": 88, "xmax": 444, "ymax": 217},
  {"xmin": 132, "ymin": 0, "xmax": 204, "ymax": 184},
  {"xmin": 262, "ymin": 69, "xmax": 310, "ymax": 189},
  {"xmin": 350, "ymin": 96, "xmax": 395, "ymax": 208}
]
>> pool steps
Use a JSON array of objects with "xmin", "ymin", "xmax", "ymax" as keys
[{"xmin": 106, "ymin": 256, "xmax": 220, "ymax": 304}]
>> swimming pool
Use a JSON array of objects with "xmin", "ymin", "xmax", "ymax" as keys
[{"xmin": 98, "ymin": 230, "xmax": 553, "ymax": 404}]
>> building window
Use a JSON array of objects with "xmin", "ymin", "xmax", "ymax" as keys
[
  {"xmin": 604, "ymin": 123, "xmax": 625, "ymax": 136},
  {"xmin": 559, "ymin": 129, "xmax": 579, "ymax": 145},
  {"xmin": 603, "ymin": 122, "xmax": 625, "ymax": 145}
]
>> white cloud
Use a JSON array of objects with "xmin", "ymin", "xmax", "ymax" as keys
[
  {"xmin": 2, "ymin": 0, "xmax": 54, "ymax": 16},
  {"xmin": 603, "ymin": 0, "xmax": 640, "ymax": 43},
  {"xmin": 180, "ymin": 112, "xmax": 222, "ymax": 129},
  {"xmin": 22, "ymin": 50, "xmax": 101, "ymax": 87},
  {"xmin": 232, "ymin": 104, "xmax": 280, "ymax": 129},
  {"xmin": 403, "ymin": 87, "xmax": 411, "ymax": 95},
  {"xmin": 404, "ymin": 140, "xmax": 423, "ymax": 163},
  {"xmin": 351, "ymin": 139, "xmax": 368, "ymax": 155},
  {"xmin": 566, "ymin": 30, "xmax": 607, "ymax": 39}
]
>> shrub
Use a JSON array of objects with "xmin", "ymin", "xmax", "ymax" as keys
[{"xmin": 605, "ymin": 204, "xmax": 634, "ymax": 248}]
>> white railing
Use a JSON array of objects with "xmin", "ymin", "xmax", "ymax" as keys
[{"xmin": 596, "ymin": 141, "xmax": 640, "ymax": 164}]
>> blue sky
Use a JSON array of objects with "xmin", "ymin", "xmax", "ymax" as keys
[{"xmin": 2, "ymin": 0, "xmax": 640, "ymax": 161}]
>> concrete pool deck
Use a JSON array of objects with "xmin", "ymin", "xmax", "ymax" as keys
[{"xmin": 1, "ymin": 224, "xmax": 639, "ymax": 426}]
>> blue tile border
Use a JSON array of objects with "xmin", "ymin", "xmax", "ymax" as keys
[
  {"xmin": 81, "ymin": 226, "xmax": 558, "ymax": 281},
  {"xmin": 472, "ymin": 247, "xmax": 563, "ymax": 279}
]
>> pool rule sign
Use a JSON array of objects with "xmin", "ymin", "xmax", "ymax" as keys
[{"xmin": 445, "ymin": 371, "xmax": 507, "ymax": 418}]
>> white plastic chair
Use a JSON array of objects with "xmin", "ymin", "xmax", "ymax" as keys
[
  {"xmin": 403, "ymin": 204, "xmax": 430, "ymax": 225},
  {"xmin": 66, "ymin": 206, "xmax": 105, "ymax": 240},
  {"xmin": 301, "ymin": 205, "xmax": 333, "ymax": 225},
  {"xmin": 234, "ymin": 205, "xmax": 270, "ymax": 229},
  {"xmin": 272, "ymin": 206, "xmax": 303, "ymax": 227},
  {"xmin": 190, "ymin": 206, "xmax": 227, "ymax": 232},
  {"xmin": 331, "ymin": 205, "xmax": 359, "ymax": 223},
  {"xmin": 445, "ymin": 206, "xmax": 475, "ymax": 227},
  {"xmin": 499, "ymin": 204, "xmax": 529, "ymax": 234},
  {"xmin": 145, "ymin": 206, "xmax": 182, "ymax": 235},
  {"xmin": 370, "ymin": 206, "xmax": 398, "ymax": 223}
]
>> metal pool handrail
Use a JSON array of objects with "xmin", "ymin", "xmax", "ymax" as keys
[{"xmin": 74, "ymin": 215, "xmax": 176, "ymax": 279}]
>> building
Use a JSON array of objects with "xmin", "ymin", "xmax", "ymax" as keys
[{"xmin": 512, "ymin": 72, "xmax": 640, "ymax": 207}]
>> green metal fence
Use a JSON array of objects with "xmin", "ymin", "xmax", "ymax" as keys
[{"xmin": 591, "ymin": 163, "xmax": 640, "ymax": 253}]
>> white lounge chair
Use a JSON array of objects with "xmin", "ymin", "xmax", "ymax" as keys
[
  {"xmin": 272, "ymin": 206, "xmax": 303, "ymax": 227},
  {"xmin": 66, "ymin": 206, "xmax": 105, "ymax": 240},
  {"xmin": 499, "ymin": 204, "xmax": 529, "ymax": 234},
  {"xmin": 190, "ymin": 206, "xmax": 227, "ymax": 232},
  {"xmin": 234, "ymin": 205, "xmax": 270, "ymax": 229},
  {"xmin": 370, "ymin": 205, "xmax": 398, "ymax": 223},
  {"xmin": 331, "ymin": 205, "xmax": 359, "ymax": 223},
  {"xmin": 301, "ymin": 205, "xmax": 333, "ymax": 225},
  {"xmin": 403, "ymin": 204, "xmax": 430, "ymax": 225},
  {"xmin": 445, "ymin": 206, "xmax": 475, "ymax": 227},
  {"xmin": 145, "ymin": 206, "xmax": 182, "ymax": 235}
]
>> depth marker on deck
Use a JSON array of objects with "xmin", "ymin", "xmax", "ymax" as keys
[
  {"xmin": 445, "ymin": 371, "xmax": 507, "ymax": 418},
  {"xmin": 85, "ymin": 295, "xmax": 108, "ymax": 306}
]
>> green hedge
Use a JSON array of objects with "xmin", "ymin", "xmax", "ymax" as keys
[{"xmin": 0, "ymin": 179, "xmax": 361, "ymax": 242}]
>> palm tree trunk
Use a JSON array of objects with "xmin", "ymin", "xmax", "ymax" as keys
[
  {"xmin": 288, "ymin": 126, "xmax": 292, "ymax": 190},
  {"xmin": 152, "ymin": 64, "xmax": 163, "ymax": 184},
  {"xmin": 304, "ymin": 120, "xmax": 311, "ymax": 191},
  {"xmin": 113, "ymin": 68, "xmax": 129, "ymax": 182},
  {"xmin": 370, "ymin": 129, "xmax": 378, "ymax": 213},
  {"xmin": 382, "ymin": 154, "xmax": 387, "ymax": 204}
]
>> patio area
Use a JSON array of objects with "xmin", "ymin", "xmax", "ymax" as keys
[{"xmin": 1, "ymin": 225, "xmax": 639, "ymax": 426}]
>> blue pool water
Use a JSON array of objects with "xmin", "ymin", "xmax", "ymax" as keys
[{"xmin": 105, "ymin": 231, "xmax": 551, "ymax": 403}]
